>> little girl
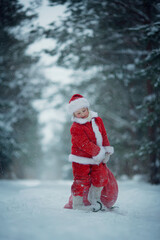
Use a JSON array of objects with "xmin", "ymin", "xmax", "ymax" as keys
[{"xmin": 68, "ymin": 94, "xmax": 114, "ymax": 210}]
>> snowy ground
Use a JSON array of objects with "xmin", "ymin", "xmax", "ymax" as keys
[{"xmin": 0, "ymin": 179, "xmax": 160, "ymax": 240}]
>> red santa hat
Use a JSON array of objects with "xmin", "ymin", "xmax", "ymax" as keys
[{"xmin": 68, "ymin": 94, "xmax": 90, "ymax": 114}]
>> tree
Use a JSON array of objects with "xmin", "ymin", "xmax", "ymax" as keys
[
  {"xmin": 47, "ymin": 0, "xmax": 160, "ymax": 183},
  {"xmin": 0, "ymin": 0, "xmax": 44, "ymax": 178}
]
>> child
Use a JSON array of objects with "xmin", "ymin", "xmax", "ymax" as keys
[{"xmin": 68, "ymin": 94, "xmax": 114, "ymax": 210}]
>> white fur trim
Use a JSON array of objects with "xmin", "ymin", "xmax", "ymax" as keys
[
  {"xmin": 104, "ymin": 146, "xmax": 114, "ymax": 155},
  {"xmin": 69, "ymin": 154, "xmax": 99, "ymax": 165},
  {"xmin": 72, "ymin": 111, "xmax": 98, "ymax": 124},
  {"xmin": 93, "ymin": 146, "xmax": 105, "ymax": 162},
  {"xmin": 68, "ymin": 97, "xmax": 90, "ymax": 114},
  {"xmin": 91, "ymin": 118, "xmax": 103, "ymax": 146}
]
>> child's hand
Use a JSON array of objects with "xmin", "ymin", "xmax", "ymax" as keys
[{"xmin": 103, "ymin": 153, "xmax": 110, "ymax": 163}]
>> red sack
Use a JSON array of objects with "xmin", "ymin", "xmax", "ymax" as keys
[{"xmin": 64, "ymin": 166, "xmax": 118, "ymax": 209}]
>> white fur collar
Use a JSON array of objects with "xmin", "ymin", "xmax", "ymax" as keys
[{"xmin": 71, "ymin": 111, "xmax": 98, "ymax": 124}]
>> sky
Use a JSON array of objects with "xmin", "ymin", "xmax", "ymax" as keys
[{"xmin": 20, "ymin": 0, "xmax": 74, "ymax": 147}]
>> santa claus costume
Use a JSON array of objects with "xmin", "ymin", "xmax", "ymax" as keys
[{"xmin": 65, "ymin": 94, "xmax": 118, "ymax": 211}]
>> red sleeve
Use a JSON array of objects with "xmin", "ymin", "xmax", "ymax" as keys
[
  {"xmin": 71, "ymin": 124, "xmax": 101, "ymax": 157},
  {"xmin": 98, "ymin": 118, "xmax": 110, "ymax": 146}
]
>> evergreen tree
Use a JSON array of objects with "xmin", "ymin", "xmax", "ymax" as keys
[
  {"xmin": 0, "ymin": 0, "xmax": 44, "ymax": 178},
  {"xmin": 47, "ymin": 0, "xmax": 160, "ymax": 183}
]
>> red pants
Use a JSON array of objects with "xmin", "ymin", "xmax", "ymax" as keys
[{"xmin": 71, "ymin": 162, "xmax": 108, "ymax": 197}]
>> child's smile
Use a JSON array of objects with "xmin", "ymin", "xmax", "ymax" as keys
[{"xmin": 74, "ymin": 108, "xmax": 89, "ymax": 119}]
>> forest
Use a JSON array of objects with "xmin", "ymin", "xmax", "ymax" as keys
[{"xmin": 0, "ymin": 0, "xmax": 160, "ymax": 184}]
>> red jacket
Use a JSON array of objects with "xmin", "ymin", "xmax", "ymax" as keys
[{"xmin": 69, "ymin": 111, "xmax": 114, "ymax": 165}]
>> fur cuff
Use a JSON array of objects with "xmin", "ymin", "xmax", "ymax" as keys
[
  {"xmin": 104, "ymin": 146, "xmax": 114, "ymax": 155},
  {"xmin": 93, "ymin": 147, "xmax": 105, "ymax": 163}
]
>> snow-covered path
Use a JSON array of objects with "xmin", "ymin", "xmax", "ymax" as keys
[{"xmin": 0, "ymin": 179, "xmax": 160, "ymax": 240}]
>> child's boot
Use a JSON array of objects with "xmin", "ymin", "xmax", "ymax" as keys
[
  {"xmin": 72, "ymin": 195, "xmax": 84, "ymax": 210},
  {"xmin": 72, "ymin": 195, "xmax": 92, "ymax": 211},
  {"xmin": 88, "ymin": 185, "xmax": 106, "ymax": 211}
]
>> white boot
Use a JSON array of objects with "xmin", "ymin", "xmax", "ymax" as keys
[
  {"xmin": 88, "ymin": 185, "xmax": 105, "ymax": 211},
  {"xmin": 72, "ymin": 196, "xmax": 92, "ymax": 211},
  {"xmin": 72, "ymin": 196, "xmax": 84, "ymax": 210}
]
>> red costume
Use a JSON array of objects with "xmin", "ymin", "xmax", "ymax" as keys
[
  {"xmin": 64, "ymin": 94, "xmax": 118, "ymax": 210},
  {"xmin": 68, "ymin": 94, "xmax": 114, "ymax": 197}
]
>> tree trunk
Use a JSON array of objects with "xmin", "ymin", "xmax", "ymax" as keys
[
  {"xmin": 147, "ymin": 80, "xmax": 159, "ymax": 184},
  {"xmin": 145, "ymin": 2, "xmax": 160, "ymax": 184}
]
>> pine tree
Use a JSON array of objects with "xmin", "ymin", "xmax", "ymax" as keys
[
  {"xmin": 47, "ymin": 0, "xmax": 160, "ymax": 183},
  {"xmin": 0, "ymin": 0, "xmax": 44, "ymax": 178}
]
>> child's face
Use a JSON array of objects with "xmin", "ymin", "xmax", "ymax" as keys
[{"xmin": 74, "ymin": 107, "xmax": 89, "ymax": 119}]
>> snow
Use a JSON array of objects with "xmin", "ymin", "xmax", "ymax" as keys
[{"xmin": 0, "ymin": 179, "xmax": 160, "ymax": 240}]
